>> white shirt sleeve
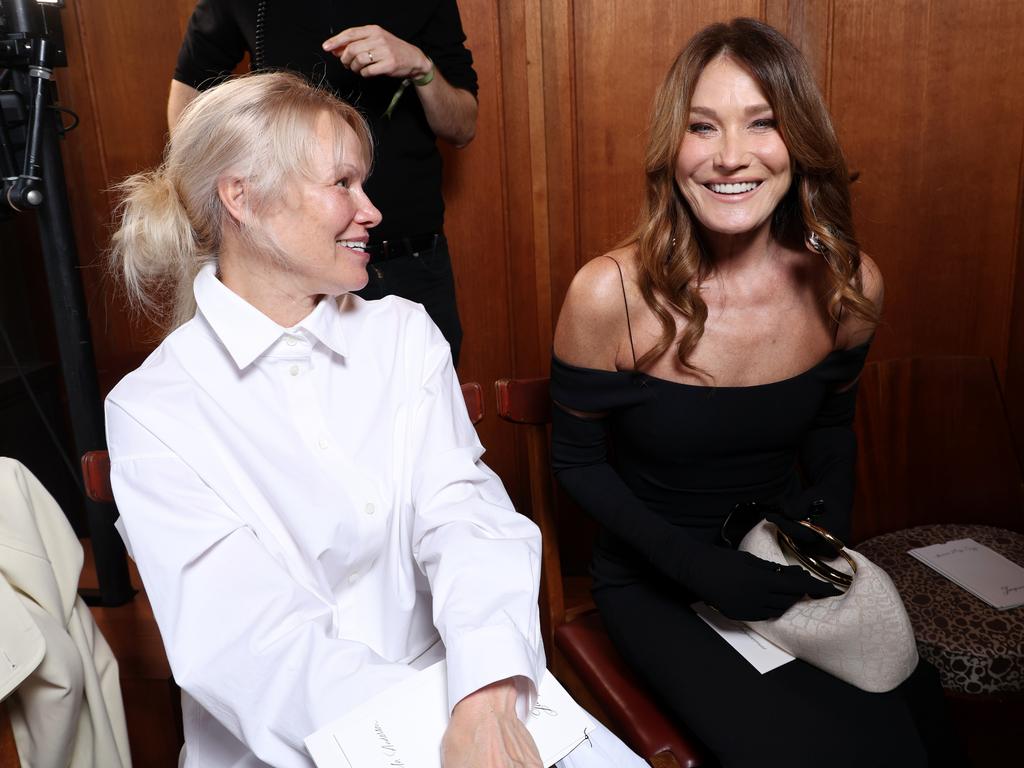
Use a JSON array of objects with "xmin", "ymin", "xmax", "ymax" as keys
[
  {"xmin": 107, "ymin": 403, "xmax": 418, "ymax": 768},
  {"xmin": 407, "ymin": 327, "xmax": 546, "ymax": 715}
]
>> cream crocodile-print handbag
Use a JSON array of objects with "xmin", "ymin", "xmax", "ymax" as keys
[{"xmin": 739, "ymin": 520, "xmax": 919, "ymax": 692}]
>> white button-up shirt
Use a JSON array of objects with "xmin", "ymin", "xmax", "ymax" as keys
[{"xmin": 106, "ymin": 266, "xmax": 545, "ymax": 767}]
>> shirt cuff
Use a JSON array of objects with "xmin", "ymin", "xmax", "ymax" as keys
[{"xmin": 444, "ymin": 624, "xmax": 544, "ymax": 718}]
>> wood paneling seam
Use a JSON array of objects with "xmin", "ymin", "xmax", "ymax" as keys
[
  {"xmin": 565, "ymin": 0, "xmax": 582, "ymax": 279},
  {"xmin": 825, "ymin": 0, "xmax": 834, "ymax": 105},
  {"xmin": 491, "ymin": 0, "xmax": 517, "ymax": 375},
  {"xmin": 68, "ymin": 1, "xmax": 111, "ymax": 211},
  {"xmin": 1000, "ymin": 112, "xmax": 1024, "ymax": 385},
  {"xmin": 524, "ymin": 0, "xmax": 552, "ymax": 364}
]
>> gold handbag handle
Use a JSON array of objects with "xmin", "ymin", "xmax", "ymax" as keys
[{"xmin": 776, "ymin": 520, "xmax": 857, "ymax": 591}]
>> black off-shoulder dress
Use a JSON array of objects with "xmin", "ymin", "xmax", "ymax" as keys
[{"xmin": 550, "ymin": 345, "xmax": 960, "ymax": 767}]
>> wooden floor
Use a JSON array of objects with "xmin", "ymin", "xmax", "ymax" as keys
[
  {"xmin": 0, "ymin": 712, "xmax": 16, "ymax": 768},
  {"xmin": 80, "ymin": 542, "xmax": 183, "ymax": 768}
]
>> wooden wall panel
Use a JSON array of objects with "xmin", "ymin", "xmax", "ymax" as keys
[
  {"xmin": 55, "ymin": 0, "xmax": 196, "ymax": 387},
  {"xmin": 538, "ymin": 0, "xmax": 580, "ymax": 357},
  {"xmin": 764, "ymin": 0, "xmax": 832, "ymax": 91},
  {"xmin": 492, "ymin": 0, "xmax": 543, "ymax": 382},
  {"xmin": 573, "ymin": 0, "xmax": 761, "ymax": 269},
  {"xmin": 441, "ymin": 0, "xmax": 520, "ymax": 489},
  {"xmin": 53, "ymin": 0, "xmax": 129, "ymax": 386},
  {"xmin": 830, "ymin": 0, "xmax": 1024, "ymax": 379},
  {"xmin": 1007, "ymin": 142, "xmax": 1024, "ymax": 467}
]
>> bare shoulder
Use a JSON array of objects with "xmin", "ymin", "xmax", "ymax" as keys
[
  {"xmin": 553, "ymin": 248, "xmax": 634, "ymax": 370},
  {"xmin": 858, "ymin": 252, "xmax": 884, "ymax": 310},
  {"xmin": 841, "ymin": 252, "xmax": 884, "ymax": 349}
]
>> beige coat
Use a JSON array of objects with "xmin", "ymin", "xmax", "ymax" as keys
[{"xmin": 0, "ymin": 458, "xmax": 131, "ymax": 767}]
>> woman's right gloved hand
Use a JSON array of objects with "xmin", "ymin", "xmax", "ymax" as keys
[{"xmin": 683, "ymin": 545, "xmax": 841, "ymax": 622}]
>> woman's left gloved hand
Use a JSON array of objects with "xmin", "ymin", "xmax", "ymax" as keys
[
  {"xmin": 768, "ymin": 491, "xmax": 843, "ymax": 557},
  {"xmin": 724, "ymin": 497, "xmax": 840, "ymax": 558}
]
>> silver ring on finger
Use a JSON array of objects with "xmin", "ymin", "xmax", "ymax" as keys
[{"xmin": 367, "ymin": 50, "xmax": 375, "ymax": 64}]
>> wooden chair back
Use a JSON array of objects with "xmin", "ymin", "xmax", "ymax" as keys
[
  {"xmin": 82, "ymin": 450, "xmax": 113, "ymax": 504},
  {"xmin": 494, "ymin": 378, "xmax": 568, "ymax": 645},
  {"xmin": 495, "ymin": 377, "xmax": 708, "ymax": 768},
  {"xmin": 853, "ymin": 356, "xmax": 1024, "ymax": 542},
  {"xmin": 459, "ymin": 381, "xmax": 485, "ymax": 426}
]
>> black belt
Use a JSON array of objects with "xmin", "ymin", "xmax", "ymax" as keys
[{"xmin": 367, "ymin": 232, "xmax": 442, "ymax": 262}]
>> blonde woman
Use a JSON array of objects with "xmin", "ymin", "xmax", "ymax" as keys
[{"xmin": 107, "ymin": 72, "xmax": 643, "ymax": 768}]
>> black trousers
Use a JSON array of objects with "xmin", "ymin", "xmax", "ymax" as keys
[
  {"xmin": 355, "ymin": 234, "xmax": 463, "ymax": 366},
  {"xmin": 594, "ymin": 576, "xmax": 967, "ymax": 768}
]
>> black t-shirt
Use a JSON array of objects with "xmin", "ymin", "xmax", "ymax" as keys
[{"xmin": 174, "ymin": 0, "xmax": 478, "ymax": 242}]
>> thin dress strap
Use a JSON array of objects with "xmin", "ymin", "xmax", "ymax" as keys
[
  {"xmin": 603, "ymin": 255, "xmax": 637, "ymax": 369},
  {"xmin": 833, "ymin": 303, "xmax": 845, "ymax": 345}
]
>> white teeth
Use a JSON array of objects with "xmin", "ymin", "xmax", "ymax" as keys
[
  {"xmin": 336, "ymin": 240, "xmax": 366, "ymax": 251},
  {"xmin": 707, "ymin": 182, "xmax": 759, "ymax": 194}
]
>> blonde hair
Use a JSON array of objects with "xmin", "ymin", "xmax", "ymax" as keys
[
  {"xmin": 631, "ymin": 18, "xmax": 878, "ymax": 372},
  {"xmin": 109, "ymin": 71, "xmax": 373, "ymax": 333}
]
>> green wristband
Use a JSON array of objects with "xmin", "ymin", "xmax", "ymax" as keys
[
  {"xmin": 383, "ymin": 61, "xmax": 435, "ymax": 119},
  {"xmin": 412, "ymin": 60, "xmax": 435, "ymax": 87}
]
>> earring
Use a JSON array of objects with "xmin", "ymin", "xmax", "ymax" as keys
[{"xmin": 805, "ymin": 192, "xmax": 825, "ymax": 253}]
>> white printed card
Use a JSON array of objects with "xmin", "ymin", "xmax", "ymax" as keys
[
  {"xmin": 692, "ymin": 601, "xmax": 795, "ymax": 673},
  {"xmin": 908, "ymin": 538, "xmax": 1024, "ymax": 610},
  {"xmin": 304, "ymin": 662, "xmax": 594, "ymax": 768}
]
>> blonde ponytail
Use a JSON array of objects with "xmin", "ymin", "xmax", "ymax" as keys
[{"xmin": 109, "ymin": 169, "xmax": 214, "ymax": 332}]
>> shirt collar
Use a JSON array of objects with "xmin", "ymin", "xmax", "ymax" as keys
[
  {"xmin": 193, "ymin": 264, "xmax": 350, "ymax": 369},
  {"xmin": 295, "ymin": 293, "xmax": 350, "ymax": 360}
]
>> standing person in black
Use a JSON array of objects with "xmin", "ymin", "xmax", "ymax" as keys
[
  {"xmin": 551, "ymin": 18, "xmax": 961, "ymax": 768},
  {"xmin": 169, "ymin": 0, "xmax": 476, "ymax": 365}
]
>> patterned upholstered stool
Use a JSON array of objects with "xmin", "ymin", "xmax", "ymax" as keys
[{"xmin": 856, "ymin": 524, "xmax": 1024, "ymax": 695}]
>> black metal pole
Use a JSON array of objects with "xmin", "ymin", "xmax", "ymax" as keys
[{"xmin": 25, "ymin": 68, "xmax": 133, "ymax": 605}]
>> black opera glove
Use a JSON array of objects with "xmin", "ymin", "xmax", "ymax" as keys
[
  {"xmin": 723, "ymin": 499, "xmax": 839, "ymax": 559},
  {"xmin": 778, "ymin": 489, "xmax": 846, "ymax": 557},
  {"xmin": 684, "ymin": 544, "xmax": 840, "ymax": 622}
]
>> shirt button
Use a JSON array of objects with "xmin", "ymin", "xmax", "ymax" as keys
[
  {"xmin": 348, "ymin": 571, "xmax": 360, "ymax": 584},
  {"xmin": 289, "ymin": 364, "xmax": 299, "ymax": 376},
  {"xmin": 317, "ymin": 437, "xmax": 329, "ymax": 450},
  {"xmin": 364, "ymin": 503, "xmax": 375, "ymax": 516},
  {"xmin": 285, "ymin": 337, "xmax": 297, "ymax": 347}
]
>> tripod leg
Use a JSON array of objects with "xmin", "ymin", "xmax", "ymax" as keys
[{"xmin": 26, "ymin": 70, "xmax": 133, "ymax": 606}]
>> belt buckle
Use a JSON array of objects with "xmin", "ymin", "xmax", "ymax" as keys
[
  {"xmin": 366, "ymin": 240, "xmax": 393, "ymax": 262},
  {"xmin": 371, "ymin": 232, "xmax": 439, "ymax": 261},
  {"xmin": 378, "ymin": 238, "xmax": 403, "ymax": 260},
  {"xmin": 411, "ymin": 233, "xmax": 439, "ymax": 257}
]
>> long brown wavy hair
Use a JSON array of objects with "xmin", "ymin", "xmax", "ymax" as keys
[{"xmin": 631, "ymin": 17, "xmax": 878, "ymax": 372}]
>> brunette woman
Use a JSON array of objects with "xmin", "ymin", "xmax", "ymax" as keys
[{"xmin": 552, "ymin": 18, "xmax": 958, "ymax": 767}]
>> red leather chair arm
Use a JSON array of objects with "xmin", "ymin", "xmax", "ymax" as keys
[{"xmin": 555, "ymin": 611, "xmax": 708, "ymax": 768}]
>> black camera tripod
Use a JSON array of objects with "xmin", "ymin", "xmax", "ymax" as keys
[{"xmin": 1, "ymin": 0, "xmax": 133, "ymax": 605}]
